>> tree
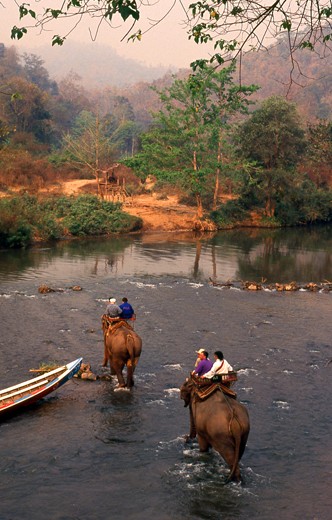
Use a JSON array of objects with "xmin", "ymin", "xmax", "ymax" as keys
[
  {"xmin": 104, "ymin": 96, "xmax": 139, "ymax": 157},
  {"xmin": 62, "ymin": 111, "xmax": 117, "ymax": 195},
  {"xmin": 49, "ymin": 72, "xmax": 92, "ymax": 137},
  {"xmin": 22, "ymin": 53, "xmax": 58, "ymax": 94},
  {"xmin": 200, "ymin": 63, "xmax": 258, "ymax": 209},
  {"xmin": 135, "ymin": 65, "xmax": 256, "ymax": 219},
  {"xmin": 303, "ymin": 120, "xmax": 332, "ymax": 187},
  {"xmin": 0, "ymin": 76, "xmax": 52, "ymax": 142},
  {"xmin": 0, "ymin": 46, "xmax": 23, "ymax": 81},
  {"xmin": 236, "ymin": 96, "xmax": 306, "ymax": 217},
  {"xmin": 11, "ymin": 1, "xmax": 332, "ymax": 72}
]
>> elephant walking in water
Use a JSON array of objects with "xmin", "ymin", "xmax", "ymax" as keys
[
  {"xmin": 180, "ymin": 377, "xmax": 250, "ymax": 483},
  {"xmin": 102, "ymin": 316, "xmax": 142, "ymax": 389}
]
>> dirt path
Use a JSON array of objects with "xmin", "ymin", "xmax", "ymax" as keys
[
  {"xmin": 61, "ymin": 179, "xmax": 96, "ymax": 195},
  {"xmin": 124, "ymin": 193, "xmax": 197, "ymax": 231}
]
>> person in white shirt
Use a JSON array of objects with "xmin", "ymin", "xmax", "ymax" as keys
[{"xmin": 203, "ymin": 351, "xmax": 233, "ymax": 379}]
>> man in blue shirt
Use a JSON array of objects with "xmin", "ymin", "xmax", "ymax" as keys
[
  {"xmin": 192, "ymin": 349, "xmax": 213, "ymax": 376},
  {"xmin": 119, "ymin": 297, "xmax": 135, "ymax": 321}
]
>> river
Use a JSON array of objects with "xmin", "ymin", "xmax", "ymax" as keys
[{"xmin": 0, "ymin": 226, "xmax": 331, "ymax": 520}]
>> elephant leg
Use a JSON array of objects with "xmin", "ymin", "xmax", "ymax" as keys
[
  {"xmin": 106, "ymin": 353, "xmax": 117, "ymax": 375},
  {"xmin": 197, "ymin": 434, "xmax": 210, "ymax": 452},
  {"xmin": 102, "ymin": 340, "xmax": 109, "ymax": 367},
  {"xmin": 216, "ymin": 441, "xmax": 241, "ymax": 483},
  {"xmin": 126, "ymin": 358, "xmax": 136, "ymax": 388},
  {"xmin": 113, "ymin": 363, "xmax": 126, "ymax": 387},
  {"xmin": 223, "ymin": 452, "xmax": 241, "ymax": 482},
  {"xmin": 109, "ymin": 361, "xmax": 117, "ymax": 376}
]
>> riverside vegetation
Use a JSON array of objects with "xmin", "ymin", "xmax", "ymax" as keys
[
  {"xmin": 0, "ymin": 45, "xmax": 331, "ymax": 248},
  {"xmin": 0, "ymin": 194, "xmax": 142, "ymax": 248}
]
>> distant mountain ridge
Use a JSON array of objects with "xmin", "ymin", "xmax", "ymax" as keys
[
  {"xmin": 240, "ymin": 42, "xmax": 332, "ymax": 119},
  {"xmin": 30, "ymin": 41, "xmax": 173, "ymax": 87},
  {"xmin": 27, "ymin": 38, "xmax": 331, "ymax": 120}
]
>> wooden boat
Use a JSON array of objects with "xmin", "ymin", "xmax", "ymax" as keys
[{"xmin": 0, "ymin": 357, "xmax": 83, "ymax": 416}]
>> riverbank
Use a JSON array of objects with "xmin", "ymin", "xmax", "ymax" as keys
[
  {"xmin": 0, "ymin": 180, "xmax": 199, "ymax": 233},
  {"xmin": 64, "ymin": 180, "xmax": 199, "ymax": 231}
]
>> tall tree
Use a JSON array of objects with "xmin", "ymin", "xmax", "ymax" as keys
[
  {"xmin": 0, "ymin": 76, "xmax": 52, "ymax": 142},
  {"xmin": 22, "ymin": 53, "xmax": 58, "ymax": 94},
  {"xmin": 304, "ymin": 120, "xmax": 332, "ymax": 187},
  {"xmin": 0, "ymin": 46, "xmax": 23, "ymax": 81},
  {"xmin": 201, "ymin": 64, "xmax": 258, "ymax": 209},
  {"xmin": 107, "ymin": 96, "xmax": 138, "ymax": 157},
  {"xmin": 146, "ymin": 71, "xmax": 214, "ymax": 218},
  {"xmin": 50, "ymin": 72, "xmax": 92, "ymax": 136},
  {"xmin": 62, "ymin": 111, "xmax": 117, "ymax": 195},
  {"xmin": 135, "ymin": 65, "xmax": 256, "ymax": 219},
  {"xmin": 236, "ymin": 96, "xmax": 306, "ymax": 217}
]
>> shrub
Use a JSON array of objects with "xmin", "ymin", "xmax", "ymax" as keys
[
  {"xmin": 0, "ymin": 207, "xmax": 33, "ymax": 248},
  {"xmin": 0, "ymin": 194, "xmax": 142, "ymax": 248},
  {"xmin": 61, "ymin": 196, "xmax": 141, "ymax": 236},
  {"xmin": 210, "ymin": 199, "xmax": 249, "ymax": 227}
]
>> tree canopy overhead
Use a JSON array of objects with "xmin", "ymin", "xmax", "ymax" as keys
[{"xmin": 11, "ymin": 0, "xmax": 332, "ymax": 64}]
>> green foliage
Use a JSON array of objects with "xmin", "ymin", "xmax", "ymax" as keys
[
  {"xmin": 275, "ymin": 178, "xmax": 332, "ymax": 225},
  {"xmin": 0, "ymin": 216, "xmax": 32, "ymax": 248},
  {"xmin": 132, "ymin": 64, "xmax": 257, "ymax": 212},
  {"xmin": 11, "ymin": 26, "xmax": 27, "ymax": 40},
  {"xmin": 0, "ymin": 194, "xmax": 142, "ymax": 248},
  {"xmin": 304, "ymin": 120, "xmax": 332, "ymax": 187},
  {"xmin": 210, "ymin": 199, "xmax": 249, "ymax": 227},
  {"xmin": 0, "ymin": 195, "xmax": 50, "ymax": 247},
  {"xmin": 153, "ymin": 169, "xmax": 185, "ymax": 188},
  {"xmin": 60, "ymin": 195, "xmax": 118, "ymax": 235},
  {"xmin": 236, "ymin": 96, "xmax": 306, "ymax": 170},
  {"xmin": 122, "ymin": 155, "xmax": 148, "ymax": 181},
  {"xmin": 235, "ymin": 97, "xmax": 307, "ymax": 217}
]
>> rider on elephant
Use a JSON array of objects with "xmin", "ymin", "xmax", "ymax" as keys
[
  {"xmin": 192, "ymin": 349, "xmax": 213, "ymax": 377},
  {"xmin": 105, "ymin": 297, "xmax": 122, "ymax": 319},
  {"xmin": 203, "ymin": 351, "xmax": 233, "ymax": 379},
  {"xmin": 119, "ymin": 297, "xmax": 135, "ymax": 321}
]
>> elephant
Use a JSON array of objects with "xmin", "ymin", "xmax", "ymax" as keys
[
  {"xmin": 102, "ymin": 316, "xmax": 142, "ymax": 389},
  {"xmin": 180, "ymin": 377, "xmax": 250, "ymax": 483}
]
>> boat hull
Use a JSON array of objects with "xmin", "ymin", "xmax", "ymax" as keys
[{"xmin": 0, "ymin": 358, "xmax": 83, "ymax": 416}]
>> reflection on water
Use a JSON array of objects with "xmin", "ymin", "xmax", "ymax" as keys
[
  {"xmin": 0, "ymin": 256, "xmax": 331, "ymax": 519},
  {"xmin": 0, "ymin": 224, "xmax": 331, "ymax": 284}
]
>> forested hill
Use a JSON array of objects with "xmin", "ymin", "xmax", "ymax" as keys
[
  {"xmin": 19, "ymin": 37, "xmax": 332, "ymax": 119},
  {"xmin": 240, "ymin": 40, "xmax": 332, "ymax": 120},
  {"xmin": 30, "ymin": 41, "xmax": 171, "ymax": 87}
]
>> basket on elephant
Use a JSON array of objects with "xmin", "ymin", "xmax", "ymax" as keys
[
  {"xmin": 211, "ymin": 371, "xmax": 238, "ymax": 385},
  {"xmin": 222, "ymin": 371, "xmax": 238, "ymax": 383}
]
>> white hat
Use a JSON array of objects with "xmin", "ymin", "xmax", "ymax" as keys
[
  {"xmin": 196, "ymin": 348, "xmax": 206, "ymax": 355},
  {"xmin": 109, "ymin": 298, "xmax": 116, "ymax": 304}
]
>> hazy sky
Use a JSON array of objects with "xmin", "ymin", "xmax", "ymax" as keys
[{"xmin": 0, "ymin": 0, "xmax": 213, "ymax": 68}]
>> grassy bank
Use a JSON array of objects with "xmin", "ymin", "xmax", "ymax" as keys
[{"xmin": 0, "ymin": 194, "xmax": 143, "ymax": 248}]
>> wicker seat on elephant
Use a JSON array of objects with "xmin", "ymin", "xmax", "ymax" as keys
[
  {"xmin": 102, "ymin": 314, "xmax": 133, "ymax": 334},
  {"xmin": 191, "ymin": 373, "xmax": 237, "ymax": 400}
]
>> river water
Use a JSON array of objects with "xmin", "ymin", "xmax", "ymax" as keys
[{"xmin": 0, "ymin": 226, "xmax": 331, "ymax": 520}]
